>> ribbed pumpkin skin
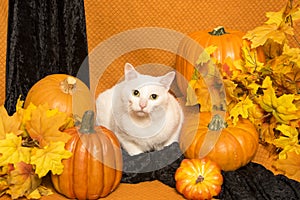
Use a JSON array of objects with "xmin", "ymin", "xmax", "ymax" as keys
[
  {"xmin": 189, "ymin": 29, "xmax": 244, "ymax": 63},
  {"xmin": 51, "ymin": 126, "xmax": 123, "ymax": 200},
  {"xmin": 175, "ymin": 28, "xmax": 244, "ymax": 97},
  {"xmin": 24, "ymin": 74, "xmax": 94, "ymax": 118},
  {"xmin": 174, "ymin": 27, "xmax": 265, "ymax": 97},
  {"xmin": 175, "ymin": 158, "xmax": 223, "ymax": 200},
  {"xmin": 180, "ymin": 112, "xmax": 259, "ymax": 171}
]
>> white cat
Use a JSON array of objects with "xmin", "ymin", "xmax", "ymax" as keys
[{"xmin": 95, "ymin": 63, "xmax": 184, "ymax": 156}]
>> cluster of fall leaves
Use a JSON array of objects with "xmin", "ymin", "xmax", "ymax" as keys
[
  {"xmin": 0, "ymin": 98, "xmax": 74, "ymax": 199},
  {"xmin": 187, "ymin": 0, "xmax": 300, "ymax": 181}
]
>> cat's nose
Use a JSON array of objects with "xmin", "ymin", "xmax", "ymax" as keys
[{"xmin": 139, "ymin": 100, "xmax": 147, "ymax": 109}]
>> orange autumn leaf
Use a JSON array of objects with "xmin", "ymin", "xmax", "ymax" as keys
[
  {"xmin": 7, "ymin": 162, "xmax": 41, "ymax": 199},
  {"xmin": 25, "ymin": 104, "xmax": 71, "ymax": 148},
  {"xmin": 260, "ymin": 117, "xmax": 277, "ymax": 143},
  {"xmin": 0, "ymin": 177, "xmax": 9, "ymax": 196},
  {"xmin": 273, "ymin": 151, "xmax": 300, "ymax": 182}
]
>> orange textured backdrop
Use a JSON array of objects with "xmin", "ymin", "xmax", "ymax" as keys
[
  {"xmin": 0, "ymin": 0, "xmax": 8, "ymax": 105},
  {"xmin": 84, "ymin": 0, "xmax": 287, "ymax": 98},
  {"xmin": 0, "ymin": 0, "xmax": 289, "ymax": 103}
]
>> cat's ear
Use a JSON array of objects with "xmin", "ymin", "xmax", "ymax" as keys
[
  {"xmin": 124, "ymin": 63, "xmax": 139, "ymax": 81},
  {"xmin": 159, "ymin": 71, "xmax": 175, "ymax": 89}
]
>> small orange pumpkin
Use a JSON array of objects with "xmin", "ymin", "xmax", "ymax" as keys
[
  {"xmin": 174, "ymin": 26, "xmax": 265, "ymax": 97},
  {"xmin": 180, "ymin": 111, "xmax": 259, "ymax": 171},
  {"xmin": 175, "ymin": 158, "xmax": 223, "ymax": 200},
  {"xmin": 24, "ymin": 74, "xmax": 94, "ymax": 118},
  {"xmin": 51, "ymin": 110, "xmax": 123, "ymax": 200}
]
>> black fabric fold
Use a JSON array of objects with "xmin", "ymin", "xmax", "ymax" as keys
[
  {"xmin": 218, "ymin": 162, "xmax": 300, "ymax": 200},
  {"xmin": 121, "ymin": 142, "xmax": 300, "ymax": 200},
  {"xmin": 121, "ymin": 142, "xmax": 184, "ymax": 188}
]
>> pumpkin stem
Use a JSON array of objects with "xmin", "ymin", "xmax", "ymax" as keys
[
  {"xmin": 209, "ymin": 26, "xmax": 227, "ymax": 36},
  {"xmin": 60, "ymin": 76, "xmax": 77, "ymax": 95},
  {"xmin": 196, "ymin": 175, "xmax": 204, "ymax": 184},
  {"xmin": 79, "ymin": 110, "xmax": 96, "ymax": 134},
  {"xmin": 208, "ymin": 114, "xmax": 228, "ymax": 131}
]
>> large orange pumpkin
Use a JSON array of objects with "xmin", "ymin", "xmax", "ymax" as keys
[
  {"xmin": 175, "ymin": 26, "xmax": 265, "ymax": 97},
  {"xmin": 24, "ymin": 74, "xmax": 94, "ymax": 118},
  {"xmin": 51, "ymin": 110, "xmax": 123, "ymax": 200},
  {"xmin": 180, "ymin": 111, "xmax": 259, "ymax": 171}
]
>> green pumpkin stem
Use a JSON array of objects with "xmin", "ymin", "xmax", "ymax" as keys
[
  {"xmin": 209, "ymin": 26, "xmax": 227, "ymax": 36},
  {"xmin": 208, "ymin": 114, "xmax": 228, "ymax": 131},
  {"xmin": 79, "ymin": 110, "xmax": 96, "ymax": 134}
]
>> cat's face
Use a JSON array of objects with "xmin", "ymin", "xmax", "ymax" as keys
[
  {"xmin": 128, "ymin": 84, "xmax": 169, "ymax": 117},
  {"xmin": 120, "ymin": 63, "xmax": 175, "ymax": 117}
]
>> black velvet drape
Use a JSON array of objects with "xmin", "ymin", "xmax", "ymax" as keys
[
  {"xmin": 5, "ymin": 0, "xmax": 89, "ymax": 115},
  {"xmin": 122, "ymin": 143, "xmax": 300, "ymax": 200}
]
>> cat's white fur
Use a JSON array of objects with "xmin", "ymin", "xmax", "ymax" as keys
[{"xmin": 95, "ymin": 63, "xmax": 184, "ymax": 156}]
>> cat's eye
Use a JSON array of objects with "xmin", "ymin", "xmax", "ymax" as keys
[
  {"xmin": 132, "ymin": 90, "xmax": 140, "ymax": 97},
  {"xmin": 150, "ymin": 94, "xmax": 158, "ymax": 100}
]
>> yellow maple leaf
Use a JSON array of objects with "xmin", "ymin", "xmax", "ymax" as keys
[
  {"xmin": 196, "ymin": 45, "xmax": 218, "ymax": 65},
  {"xmin": 25, "ymin": 189, "xmax": 41, "ymax": 199},
  {"xmin": 24, "ymin": 185, "xmax": 53, "ymax": 199},
  {"xmin": 244, "ymin": 24, "xmax": 292, "ymax": 49},
  {"xmin": 283, "ymin": 0, "xmax": 300, "ymax": 23},
  {"xmin": 36, "ymin": 185, "xmax": 53, "ymax": 197},
  {"xmin": 223, "ymin": 79, "xmax": 238, "ymax": 106},
  {"xmin": 244, "ymin": 1, "xmax": 298, "ymax": 49},
  {"xmin": 186, "ymin": 71, "xmax": 226, "ymax": 112},
  {"xmin": 18, "ymin": 102, "xmax": 37, "ymax": 134},
  {"xmin": 290, "ymin": 7, "xmax": 300, "ymax": 21},
  {"xmin": 247, "ymin": 82, "xmax": 260, "ymax": 95},
  {"xmin": 272, "ymin": 66, "xmax": 300, "ymax": 95},
  {"xmin": 15, "ymin": 96, "xmax": 24, "ymax": 112},
  {"xmin": 272, "ymin": 124, "xmax": 300, "ymax": 159},
  {"xmin": 259, "ymin": 77, "xmax": 299, "ymax": 124},
  {"xmin": 229, "ymin": 96, "xmax": 254, "ymax": 125},
  {"xmin": 0, "ymin": 177, "xmax": 9, "ymax": 196},
  {"xmin": 7, "ymin": 162, "xmax": 41, "ymax": 199},
  {"xmin": 261, "ymin": 76, "xmax": 273, "ymax": 88},
  {"xmin": 46, "ymin": 107, "xmax": 74, "ymax": 130},
  {"xmin": 25, "ymin": 104, "xmax": 71, "ymax": 148},
  {"xmin": 247, "ymin": 103, "xmax": 265, "ymax": 128},
  {"xmin": 265, "ymin": 8, "xmax": 285, "ymax": 26},
  {"xmin": 186, "ymin": 79, "xmax": 211, "ymax": 111},
  {"xmin": 240, "ymin": 42, "xmax": 265, "ymax": 73},
  {"xmin": 0, "ymin": 133, "xmax": 31, "ymax": 166},
  {"xmin": 260, "ymin": 116, "xmax": 278, "ymax": 143},
  {"xmin": 0, "ymin": 106, "xmax": 22, "ymax": 139},
  {"xmin": 231, "ymin": 59, "xmax": 249, "ymax": 78},
  {"xmin": 30, "ymin": 141, "xmax": 72, "ymax": 178},
  {"xmin": 282, "ymin": 44, "xmax": 300, "ymax": 66},
  {"xmin": 272, "ymin": 151, "xmax": 300, "ymax": 182}
]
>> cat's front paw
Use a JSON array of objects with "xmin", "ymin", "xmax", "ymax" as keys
[{"xmin": 123, "ymin": 143, "xmax": 144, "ymax": 156}]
